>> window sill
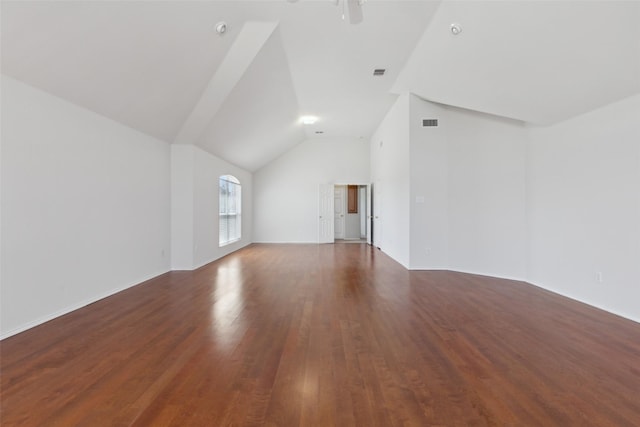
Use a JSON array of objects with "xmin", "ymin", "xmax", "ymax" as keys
[{"xmin": 219, "ymin": 238, "xmax": 241, "ymax": 248}]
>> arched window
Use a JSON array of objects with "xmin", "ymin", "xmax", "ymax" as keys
[{"xmin": 219, "ymin": 175, "xmax": 241, "ymax": 246}]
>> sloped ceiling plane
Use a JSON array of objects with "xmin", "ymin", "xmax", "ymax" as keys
[{"xmin": 2, "ymin": 0, "xmax": 638, "ymax": 172}]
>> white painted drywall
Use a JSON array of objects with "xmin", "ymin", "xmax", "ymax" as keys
[
  {"xmin": 445, "ymin": 106, "xmax": 528, "ymax": 280},
  {"xmin": 253, "ymin": 138, "xmax": 369, "ymax": 243},
  {"xmin": 170, "ymin": 145, "xmax": 252, "ymax": 270},
  {"xmin": 373, "ymin": 92, "xmax": 639, "ymax": 324},
  {"xmin": 195, "ymin": 27, "xmax": 306, "ymax": 172},
  {"xmin": 370, "ymin": 94, "xmax": 411, "ymax": 267},
  {"xmin": 371, "ymin": 95, "xmax": 527, "ymax": 277},
  {"xmin": 409, "ymin": 95, "xmax": 449, "ymax": 269},
  {"xmin": 526, "ymin": 93, "xmax": 640, "ymax": 322},
  {"xmin": 1, "ymin": 75, "xmax": 171, "ymax": 339},
  {"xmin": 193, "ymin": 145, "xmax": 252, "ymax": 269},
  {"xmin": 170, "ymin": 145, "xmax": 194, "ymax": 270}
]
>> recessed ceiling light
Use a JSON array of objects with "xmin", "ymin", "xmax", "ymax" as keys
[{"xmin": 300, "ymin": 116, "xmax": 318, "ymax": 125}]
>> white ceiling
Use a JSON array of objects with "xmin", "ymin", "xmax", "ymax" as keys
[
  {"xmin": 393, "ymin": 0, "xmax": 640, "ymax": 125},
  {"xmin": 196, "ymin": 27, "xmax": 306, "ymax": 172},
  {"xmin": 1, "ymin": 1, "xmax": 241, "ymax": 143},
  {"xmin": 2, "ymin": 1, "xmax": 639, "ymax": 171},
  {"xmin": 1, "ymin": 0, "xmax": 437, "ymax": 171}
]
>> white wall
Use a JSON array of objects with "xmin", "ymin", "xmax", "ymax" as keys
[
  {"xmin": 372, "ymin": 95, "xmax": 527, "ymax": 277},
  {"xmin": 372, "ymin": 92, "xmax": 639, "ymax": 323},
  {"xmin": 253, "ymin": 137, "xmax": 369, "ymax": 243},
  {"xmin": 527, "ymin": 94, "xmax": 640, "ymax": 322},
  {"xmin": 170, "ymin": 146, "xmax": 194, "ymax": 270},
  {"xmin": 445, "ymin": 107, "xmax": 528, "ymax": 280},
  {"xmin": 370, "ymin": 94, "xmax": 411, "ymax": 267},
  {"xmin": 1, "ymin": 75, "xmax": 171, "ymax": 338},
  {"xmin": 171, "ymin": 144, "xmax": 252, "ymax": 270},
  {"xmin": 2, "ymin": 70, "xmax": 637, "ymax": 342},
  {"xmin": 409, "ymin": 95, "xmax": 449, "ymax": 269}
]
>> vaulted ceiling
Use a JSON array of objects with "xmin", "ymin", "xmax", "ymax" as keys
[
  {"xmin": 393, "ymin": 0, "xmax": 640, "ymax": 125},
  {"xmin": 2, "ymin": 1, "xmax": 638, "ymax": 171}
]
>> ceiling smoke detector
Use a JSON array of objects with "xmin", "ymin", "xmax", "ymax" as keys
[
  {"xmin": 450, "ymin": 23, "xmax": 462, "ymax": 35},
  {"xmin": 216, "ymin": 22, "xmax": 227, "ymax": 35}
]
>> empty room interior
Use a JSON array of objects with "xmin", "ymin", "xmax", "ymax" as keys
[{"xmin": 1, "ymin": 0, "xmax": 639, "ymax": 425}]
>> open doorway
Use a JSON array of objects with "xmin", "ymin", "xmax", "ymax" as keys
[
  {"xmin": 334, "ymin": 184, "xmax": 368, "ymax": 243},
  {"xmin": 318, "ymin": 183, "xmax": 372, "ymax": 244}
]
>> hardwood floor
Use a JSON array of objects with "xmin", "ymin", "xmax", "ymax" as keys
[{"xmin": 2, "ymin": 243, "xmax": 639, "ymax": 426}]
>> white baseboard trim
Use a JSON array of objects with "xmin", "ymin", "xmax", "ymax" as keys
[
  {"xmin": 399, "ymin": 260, "xmax": 639, "ymax": 324},
  {"xmin": 524, "ymin": 279, "xmax": 640, "ymax": 325},
  {"xmin": 191, "ymin": 242, "xmax": 253, "ymax": 270},
  {"xmin": 252, "ymin": 241, "xmax": 319, "ymax": 244},
  {"xmin": 4, "ymin": 257, "xmax": 636, "ymax": 340},
  {"xmin": 408, "ymin": 266, "xmax": 448, "ymax": 271},
  {"xmin": 446, "ymin": 268, "xmax": 527, "ymax": 283},
  {"xmin": 0, "ymin": 269, "xmax": 169, "ymax": 340},
  {"xmin": 448, "ymin": 269, "xmax": 639, "ymax": 325}
]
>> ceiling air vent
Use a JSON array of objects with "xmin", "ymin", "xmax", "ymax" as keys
[
  {"xmin": 422, "ymin": 119, "xmax": 438, "ymax": 127},
  {"xmin": 373, "ymin": 69, "xmax": 386, "ymax": 76}
]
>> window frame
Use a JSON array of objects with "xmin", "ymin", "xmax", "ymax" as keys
[{"xmin": 219, "ymin": 175, "xmax": 242, "ymax": 247}]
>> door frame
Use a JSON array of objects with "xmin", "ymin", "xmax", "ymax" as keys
[
  {"xmin": 328, "ymin": 182, "xmax": 373, "ymax": 244},
  {"xmin": 334, "ymin": 185, "xmax": 346, "ymax": 239},
  {"xmin": 318, "ymin": 184, "xmax": 335, "ymax": 243}
]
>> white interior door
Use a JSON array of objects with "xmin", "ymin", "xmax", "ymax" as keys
[
  {"xmin": 373, "ymin": 182, "xmax": 382, "ymax": 249},
  {"xmin": 334, "ymin": 186, "xmax": 345, "ymax": 239},
  {"xmin": 366, "ymin": 183, "xmax": 372, "ymax": 245},
  {"xmin": 318, "ymin": 184, "xmax": 334, "ymax": 243}
]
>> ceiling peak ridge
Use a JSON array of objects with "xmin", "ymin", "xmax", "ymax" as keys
[{"xmin": 173, "ymin": 21, "xmax": 279, "ymax": 146}]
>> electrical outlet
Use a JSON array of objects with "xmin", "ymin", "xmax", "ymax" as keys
[
  {"xmin": 595, "ymin": 272, "xmax": 603, "ymax": 283},
  {"xmin": 425, "ymin": 247, "xmax": 432, "ymax": 256}
]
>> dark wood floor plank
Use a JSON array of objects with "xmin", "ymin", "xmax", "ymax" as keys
[{"xmin": 2, "ymin": 243, "xmax": 640, "ymax": 426}]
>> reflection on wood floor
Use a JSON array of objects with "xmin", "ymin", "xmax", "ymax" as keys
[
  {"xmin": 2, "ymin": 243, "xmax": 639, "ymax": 426},
  {"xmin": 334, "ymin": 238, "xmax": 368, "ymax": 244}
]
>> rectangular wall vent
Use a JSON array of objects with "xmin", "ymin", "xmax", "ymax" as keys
[
  {"xmin": 422, "ymin": 119, "xmax": 438, "ymax": 127},
  {"xmin": 373, "ymin": 69, "xmax": 386, "ymax": 76}
]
